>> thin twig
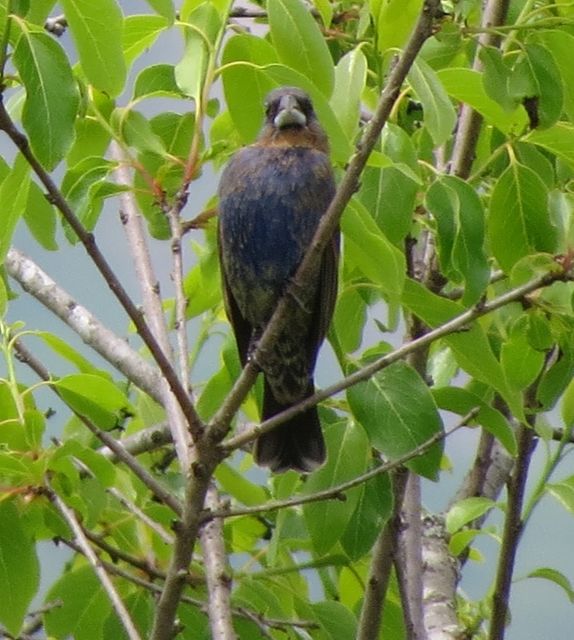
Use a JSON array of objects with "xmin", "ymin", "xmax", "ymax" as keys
[
  {"xmin": 357, "ymin": 468, "xmax": 409, "ymax": 640},
  {"xmin": 107, "ymin": 487, "xmax": 175, "ymax": 544},
  {"xmin": 112, "ymin": 143, "xmax": 197, "ymax": 466},
  {"xmin": 208, "ymin": 416, "xmax": 473, "ymax": 522},
  {"xmin": 49, "ymin": 487, "xmax": 143, "ymax": 640},
  {"xmin": 488, "ymin": 422, "xmax": 536, "ymax": 640},
  {"xmin": 14, "ymin": 340, "xmax": 182, "ymax": 515}
]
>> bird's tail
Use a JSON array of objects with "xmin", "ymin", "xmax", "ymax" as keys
[{"xmin": 254, "ymin": 380, "xmax": 326, "ymax": 473}]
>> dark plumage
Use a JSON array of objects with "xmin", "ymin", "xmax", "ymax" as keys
[{"xmin": 218, "ymin": 87, "xmax": 339, "ymax": 473}]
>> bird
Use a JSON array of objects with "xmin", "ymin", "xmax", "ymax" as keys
[{"xmin": 217, "ymin": 86, "xmax": 339, "ymax": 473}]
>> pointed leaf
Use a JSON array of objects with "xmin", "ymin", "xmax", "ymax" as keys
[
  {"xmin": 0, "ymin": 154, "xmax": 30, "ymax": 263},
  {"xmin": 12, "ymin": 24, "xmax": 79, "ymax": 169},
  {"xmin": 347, "ymin": 361, "xmax": 443, "ymax": 479},
  {"xmin": 0, "ymin": 501, "xmax": 40, "ymax": 636},
  {"xmin": 488, "ymin": 162, "xmax": 557, "ymax": 273},
  {"xmin": 331, "ymin": 48, "xmax": 366, "ymax": 140},
  {"xmin": 303, "ymin": 422, "xmax": 369, "ymax": 555},
  {"xmin": 268, "ymin": 0, "xmax": 334, "ymax": 96},
  {"xmin": 408, "ymin": 57, "xmax": 456, "ymax": 146},
  {"xmin": 342, "ymin": 198, "xmax": 405, "ymax": 300},
  {"xmin": 175, "ymin": 2, "xmax": 221, "ymax": 103},
  {"xmin": 61, "ymin": 0, "xmax": 126, "ymax": 96}
]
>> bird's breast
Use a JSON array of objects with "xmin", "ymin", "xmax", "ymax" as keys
[{"xmin": 218, "ymin": 146, "xmax": 335, "ymax": 325}]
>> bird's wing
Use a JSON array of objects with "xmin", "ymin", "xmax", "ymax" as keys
[
  {"xmin": 217, "ymin": 222, "xmax": 253, "ymax": 367},
  {"xmin": 307, "ymin": 230, "xmax": 340, "ymax": 367}
]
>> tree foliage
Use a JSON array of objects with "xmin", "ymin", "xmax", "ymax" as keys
[{"xmin": 1, "ymin": 0, "xmax": 574, "ymax": 638}]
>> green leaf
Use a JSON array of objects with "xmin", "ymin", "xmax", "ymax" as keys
[
  {"xmin": 123, "ymin": 15, "xmax": 168, "ymax": 65},
  {"xmin": 488, "ymin": 161, "xmax": 557, "ymax": 273},
  {"xmin": 526, "ymin": 123, "xmax": 574, "ymax": 171},
  {"xmin": 175, "ymin": 2, "xmax": 221, "ymax": 103},
  {"xmin": 184, "ymin": 239, "xmax": 221, "ymax": 318},
  {"xmin": 479, "ymin": 45, "xmax": 515, "ymax": 111},
  {"xmin": 0, "ymin": 154, "xmax": 30, "ymax": 263},
  {"xmin": 215, "ymin": 463, "xmax": 268, "ymax": 506},
  {"xmin": 104, "ymin": 591, "xmax": 154, "ymax": 639},
  {"xmin": 331, "ymin": 48, "xmax": 366, "ymax": 141},
  {"xmin": 268, "ymin": 0, "xmax": 334, "ymax": 97},
  {"xmin": 112, "ymin": 108, "xmax": 166, "ymax": 155},
  {"xmin": 547, "ymin": 476, "xmax": 574, "ymax": 515},
  {"xmin": 61, "ymin": 0, "xmax": 126, "ymax": 96},
  {"xmin": 373, "ymin": 0, "xmax": 423, "ymax": 53},
  {"xmin": 426, "ymin": 176, "xmax": 489, "ymax": 305},
  {"xmin": 0, "ymin": 277, "xmax": 6, "ymax": 317},
  {"xmin": 446, "ymin": 497, "xmax": 496, "ymax": 533},
  {"xmin": 23, "ymin": 181, "xmax": 57, "ymax": 250},
  {"xmin": 342, "ymin": 199, "xmax": 405, "ymax": 301},
  {"xmin": 501, "ymin": 321, "xmax": 545, "ymax": 391},
  {"xmin": 402, "ymin": 279, "xmax": 524, "ymax": 419},
  {"xmin": 408, "ymin": 57, "xmax": 456, "ymax": 146},
  {"xmin": 438, "ymin": 68, "xmax": 527, "ymax": 134},
  {"xmin": 341, "ymin": 472, "xmax": 392, "ymax": 560},
  {"xmin": 12, "ymin": 24, "xmax": 79, "ymax": 169},
  {"xmin": 511, "ymin": 44, "xmax": 563, "ymax": 129},
  {"xmin": 53, "ymin": 373, "xmax": 133, "ymax": 430},
  {"xmin": 61, "ymin": 156, "xmax": 118, "ymax": 238},
  {"xmin": 528, "ymin": 567, "xmax": 574, "ymax": 603},
  {"xmin": 538, "ymin": 341, "xmax": 574, "ymax": 411},
  {"xmin": 332, "ymin": 286, "xmax": 367, "ymax": 355},
  {"xmin": 561, "ymin": 377, "xmax": 574, "ymax": 428},
  {"xmin": 221, "ymin": 35, "xmax": 278, "ymax": 143},
  {"xmin": 358, "ymin": 123, "xmax": 419, "ymax": 246},
  {"xmin": 313, "ymin": 601, "xmax": 358, "ymax": 640},
  {"xmin": 303, "ymin": 422, "xmax": 369, "ymax": 555},
  {"xmin": 433, "ymin": 387, "xmax": 516, "ymax": 455},
  {"xmin": 534, "ymin": 30, "xmax": 574, "ymax": 122},
  {"xmin": 145, "ymin": 0, "xmax": 175, "ymax": 22},
  {"xmin": 133, "ymin": 64, "xmax": 182, "ymax": 100},
  {"xmin": 0, "ymin": 501, "xmax": 39, "ymax": 636},
  {"xmin": 36, "ymin": 332, "xmax": 109, "ymax": 375},
  {"xmin": 44, "ymin": 565, "xmax": 110, "ymax": 639},
  {"xmin": 347, "ymin": 361, "xmax": 443, "ymax": 479}
]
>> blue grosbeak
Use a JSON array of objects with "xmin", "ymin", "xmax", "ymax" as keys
[{"xmin": 218, "ymin": 87, "xmax": 338, "ymax": 472}]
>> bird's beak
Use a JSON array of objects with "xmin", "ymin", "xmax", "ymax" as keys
[{"xmin": 273, "ymin": 94, "xmax": 307, "ymax": 129}]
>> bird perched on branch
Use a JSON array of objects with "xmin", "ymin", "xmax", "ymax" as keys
[{"xmin": 218, "ymin": 86, "xmax": 339, "ymax": 473}]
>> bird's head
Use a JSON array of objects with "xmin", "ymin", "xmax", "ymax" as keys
[{"xmin": 257, "ymin": 87, "xmax": 329, "ymax": 153}]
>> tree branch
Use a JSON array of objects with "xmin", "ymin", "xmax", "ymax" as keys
[
  {"xmin": 49, "ymin": 487, "xmax": 143, "ymax": 640},
  {"xmin": 201, "ymin": 485, "xmax": 236, "ymax": 639},
  {"xmin": 112, "ymin": 143, "xmax": 198, "ymax": 465},
  {"xmin": 5, "ymin": 247, "xmax": 163, "ymax": 404},
  {"xmin": 450, "ymin": 0, "xmax": 511, "ymax": 178},
  {"xmin": 488, "ymin": 422, "xmax": 536, "ymax": 640},
  {"xmin": 357, "ymin": 468, "xmax": 409, "ymax": 640},
  {"xmin": 421, "ymin": 515, "xmax": 461, "ymax": 639}
]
